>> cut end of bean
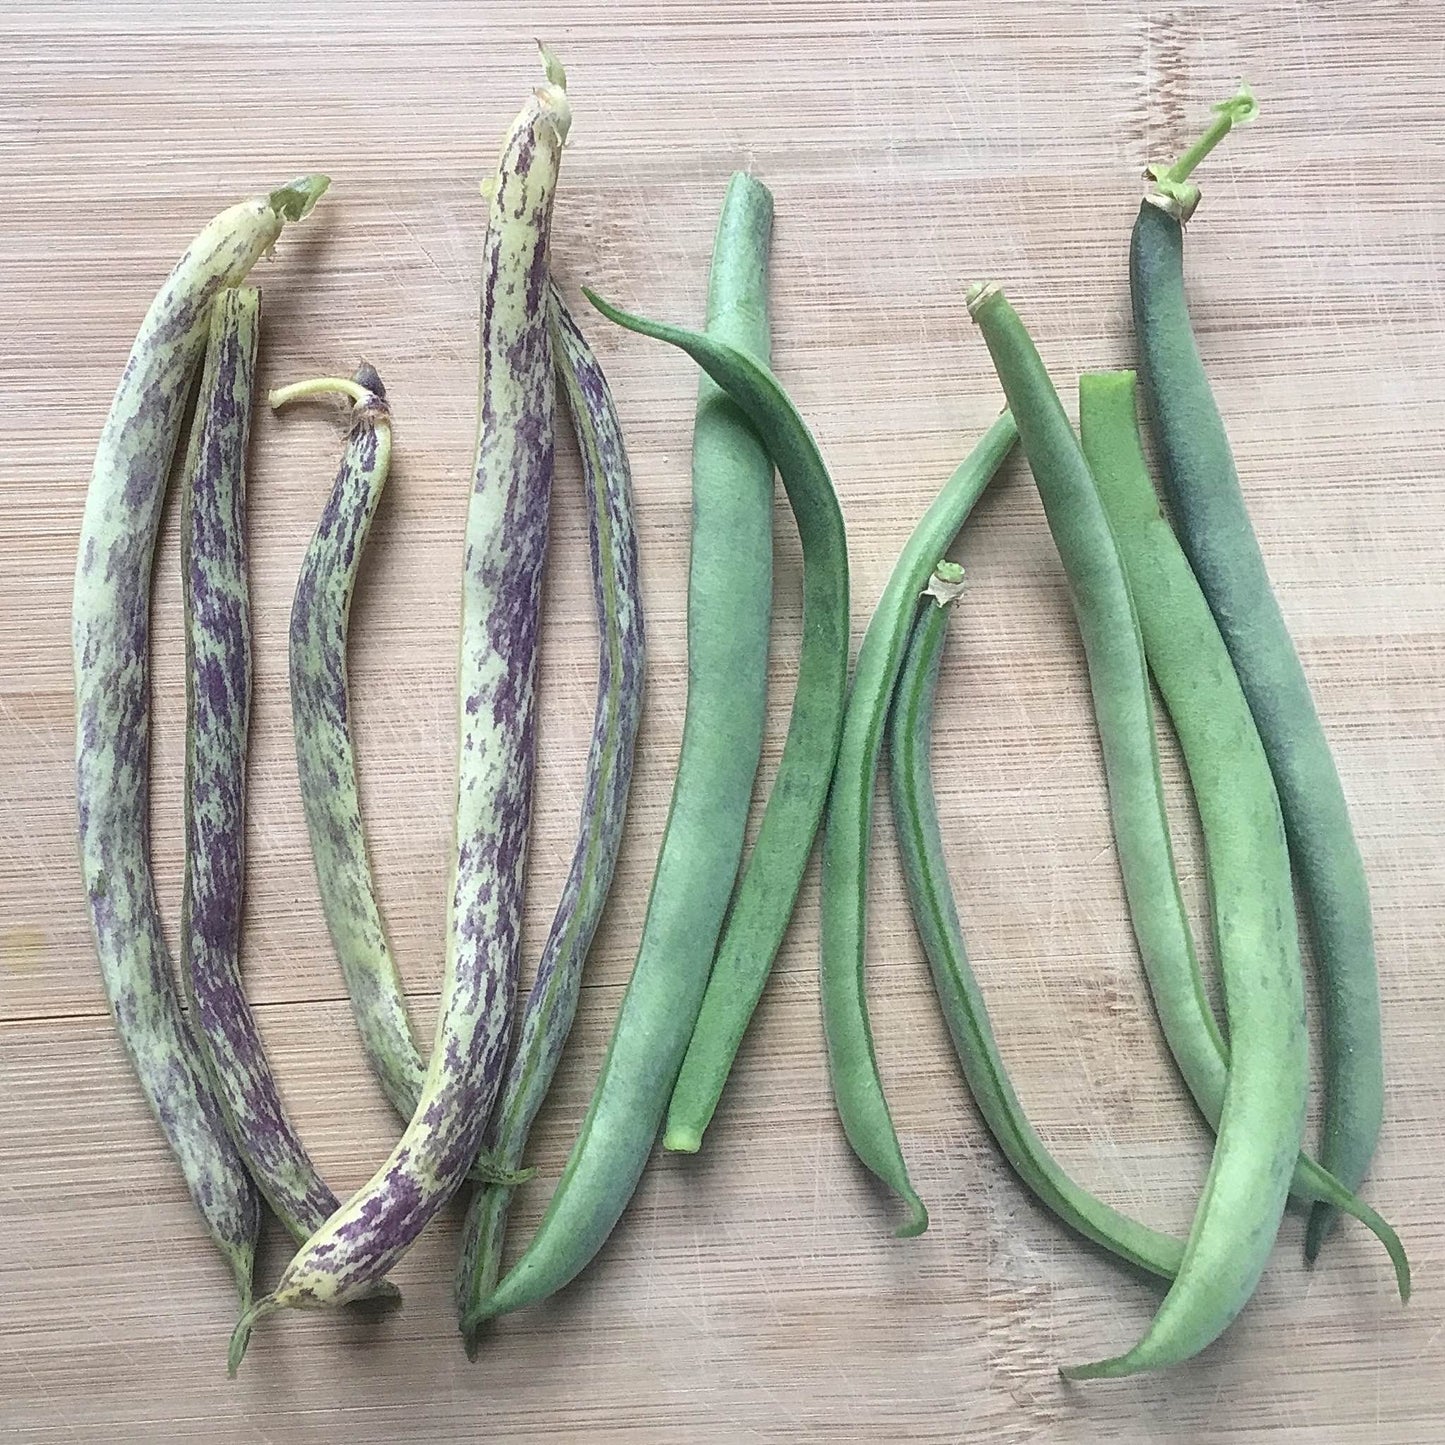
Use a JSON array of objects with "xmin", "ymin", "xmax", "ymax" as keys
[
  {"xmin": 924, "ymin": 561, "xmax": 966, "ymax": 608},
  {"xmin": 965, "ymin": 281, "xmax": 1002, "ymax": 319},
  {"xmin": 893, "ymin": 1190, "xmax": 930, "ymax": 1239},
  {"xmin": 267, "ymin": 174, "xmax": 330, "ymax": 223},
  {"xmin": 663, "ymin": 1123, "xmax": 704, "ymax": 1154}
]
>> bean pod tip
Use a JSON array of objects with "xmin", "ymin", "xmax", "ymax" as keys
[{"xmin": 267, "ymin": 174, "xmax": 331, "ymax": 223}]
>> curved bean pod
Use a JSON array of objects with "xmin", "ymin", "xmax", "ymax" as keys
[
  {"xmin": 186, "ymin": 359, "xmax": 406, "ymax": 1276},
  {"xmin": 1131, "ymin": 93, "xmax": 1384, "ymax": 1257},
  {"xmin": 967, "ymin": 279, "xmax": 1302, "ymax": 1376},
  {"xmin": 967, "ymin": 285, "xmax": 1224, "ymax": 1144},
  {"xmin": 814, "ymin": 412, "xmax": 1018, "ymax": 1234},
  {"xmin": 73, "ymin": 176, "xmax": 327, "ymax": 1311},
  {"xmin": 659, "ymin": 174, "xmax": 790, "ymax": 1156},
  {"xmin": 284, "ymin": 365, "xmax": 426, "ymax": 1121},
  {"xmin": 231, "ymin": 64, "xmax": 569, "ymax": 1367},
  {"xmin": 1079, "ymin": 370, "xmax": 1407, "ymax": 1295},
  {"xmin": 455, "ymin": 287, "xmax": 646, "ymax": 1354},
  {"xmin": 181, "ymin": 290, "xmax": 348, "ymax": 1248},
  {"xmin": 471, "ymin": 290, "xmax": 850, "ymax": 1323},
  {"xmin": 888, "ymin": 563, "xmax": 1186, "ymax": 1279}
]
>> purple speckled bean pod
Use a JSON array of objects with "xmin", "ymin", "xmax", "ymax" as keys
[
  {"xmin": 229, "ymin": 56, "xmax": 570, "ymax": 1369},
  {"xmin": 181, "ymin": 329, "xmax": 399, "ymax": 1308},
  {"xmin": 73, "ymin": 177, "xmax": 327, "ymax": 1318},
  {"xmin": 282, "ymin": 366, "xmax": 423, "ymax": 1122},
  {"xmin": 455, "ymin": 285, "xmax": 646, "ymax": 1354}
]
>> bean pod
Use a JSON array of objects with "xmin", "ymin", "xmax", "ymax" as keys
[
  {"xmin": 888, "ymin": 563, "xmax": 1185, "ymax": 1279},
  {"xmin": 968, "ymin": 279, "xmax": 1304, "ymax": 1376},
  {"xmin": 1079, "ymin": 370, "xmax": 1407, "ymax": 1295},
  {"xmin": 283, "ymin": 365, "xmax": 426, "ymax": 1121},
  {"xmin": 455, "ymin": 287, "xmax": 646, "ymax": 1353},
  {"xmin": 817, "ymin": 411, "xmax": 1017, "ymax": 1234},
  {"xmin": 1130, "ymin": 92, "xmax": 1384, "ymax": 1257},
  {"xmin": 181, "ymin": 292, "xmax": 378, "ymax": 1260},
  {"xmin": 73, "ymin": 177, "xmax": 327, "ymax": 1313},
  {"xmin": 472, "ymin": 289, "xmax": 850, "ymax": 1323},
  {"xmin": 230, "ymin": 62, "xmax": 569, "ymax": 1367}
]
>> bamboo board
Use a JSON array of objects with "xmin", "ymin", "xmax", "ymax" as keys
[{"xmin": 3, "ymin": 2, "xmax": 1443, "ymax": 1439}]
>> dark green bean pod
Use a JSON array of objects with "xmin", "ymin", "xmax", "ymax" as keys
[{"xmin": 1130, "ymin": 90, "xmax": 1384, "ymax": 1257}]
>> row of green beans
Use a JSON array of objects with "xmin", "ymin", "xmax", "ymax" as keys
[{"xmin": 74, "ymin": 65, "xmax": 1400, "ymax": 1381}]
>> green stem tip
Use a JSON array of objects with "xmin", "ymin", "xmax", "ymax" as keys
[
  {"xmin": 226, "ymin": 1295, "xmax": 279, "ymax": 1377},
  {"xmin": 1148, "ymin": 85, "xmax": 1258, "ymax": 214},
  {"xmin": 269, "ymin": 375, "xmax": 382, "ymax": 412},
  {"xmin": 268, "ymin": 174, "xmax": 330, "ymax": 223},
  {"xmin": 537, "ymin": 39, "xmax": 566, "ymax": 89},
  {"xmin": 895, "ymin": 1189, "xmax": 929, "ymax": 1239}
]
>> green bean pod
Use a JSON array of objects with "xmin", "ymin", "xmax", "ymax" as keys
[
  {"xmin": 966, "ymin": 285, "xmax": 1223, "ymax": 1156},
  {"xmin": 1079, "ymin": 370, "xmax": 1407, "ymax": 1295},
  {"xmin": 455, "ymin": 287, "xmax": 646, "ymax": 1354},
  {"xmin": 1130, "ymin": 92, "xmax": 1384, "ymax": 1256},
  {"xmin": 666, "ymin": 213, "xmax": 959, "ymax": 1161},
  {"xmin": 472, "ymin": 288, "xmax": 850, "ymax": 1323},
  {"xmin": 888, "ymin": 563, "xmax": 1185, "ymax": 1279},
  {"xmin": 73, "ymin": 176, "xmax": 326, "ymax": 1312},
  {"xmin": 968, "ymin": 279, "xmax": 1303, "ymax": 1376},
  {"xmin": 814, "ymin": 413, "xmax": 1018, "ymax": 1236}
]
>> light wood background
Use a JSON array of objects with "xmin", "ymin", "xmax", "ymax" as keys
[{"xmin": 3, "ymin": 2, "xmax": 1442, "ymax": 1440}]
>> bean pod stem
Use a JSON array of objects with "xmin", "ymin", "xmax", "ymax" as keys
[
  {"xmin": 73, "ymin": 177, "xmax": 326, "ymax": 1316},
  {"xmin": 231, "ymin": 62, "xmax": 569, "ymax": 1368},
  {"xmin": 888, "ymin": 564, "xmax": 1186, "ymax": 1279},
  {"xmin": 1131, "ymin": 94, "xmax": 1384, "ymax": 1259},
  {"xmin": 455, "ymin": 287, "xmax": 646, "ymax": 1354}
]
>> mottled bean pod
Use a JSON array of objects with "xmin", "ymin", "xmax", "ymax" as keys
[
  {"xmin": 74, "ymin": 177, "xmax": 327, "ymax": 1315},
  {"xmin": 231, "ymin": 61, "xmax": 569, "ymax": 1367},
  {"xmin": 455, "ymin": 288, "xmax": 646, "ymax": 1354}
]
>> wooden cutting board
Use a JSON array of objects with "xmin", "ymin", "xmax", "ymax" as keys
[{"xmin": 3, "ymin": 2, "xmax": 1442, "ymax": 1440}]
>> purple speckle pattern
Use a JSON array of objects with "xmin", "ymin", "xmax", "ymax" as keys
[
  {"xmin": 248, "ymin": 77, "xmax": 570, "ymax": 1319},
  {"xmin": 180, "ymin": 290, "xmax": 351, "ymax": 1244},
  {"xmin": 455, "ymin": 287, "xmax": 646, "ymax": 1312},
  {"xmin": 289, "ymin": 378, "xmax": 423, "ymax": 1120},
  {"xmin": 72, "ymin": 193, "xmax": 295, "ymax": 1303}
]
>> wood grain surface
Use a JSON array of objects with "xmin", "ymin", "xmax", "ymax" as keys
[{"xmin": 3, "ymin": 1, "xmax": 1443, "ymax": 1439}]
